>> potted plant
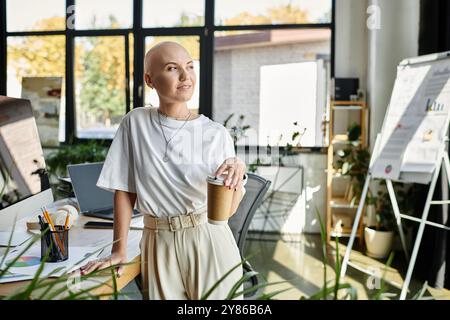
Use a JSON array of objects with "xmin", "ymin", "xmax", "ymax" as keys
[
  {"xmin": 333, "ymin": 123, "xmax": 370, "ymax": 206},
  {"xmin": 364, "ymin": 184, "xmax": 396, "ymax": 259},
  {"xmin": 45, "ymin": 140, "xmax": 109, "ymax": 179},
  {"xmin": 347, "ymin": 123, "xmax": 361, "ymax": 142},
  {"xmin": 247, "ymin": 121, "xmax": 307, "ymax": 172},
  {"xmin": 223, "ymin": 113, "xmax": 251, "ymax": 147},
  {"xmin": 280, "ymin": 122, "xmax": 307, "ymax": 166},
  {"xmin": 44, "ymin": 140, "xmax": 109, "ymax": 199}
]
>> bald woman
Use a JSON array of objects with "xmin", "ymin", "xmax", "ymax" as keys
[{"xmin": 80, "ymin": 41, "xmax": 247, "ymax": 300}]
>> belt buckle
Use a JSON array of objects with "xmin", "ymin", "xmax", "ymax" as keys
[
  {"xmin": 168, "ymin": 216, "xmax": 183, "ymax": 232},
  {"xmin": 168, "ymin": 216, "xmax": 176, "ymax": 232}
]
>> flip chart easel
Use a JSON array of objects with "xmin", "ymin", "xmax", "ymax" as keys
[{"xmin": 340, "ymin": 51, "xmax": 450, "ymax": 300}]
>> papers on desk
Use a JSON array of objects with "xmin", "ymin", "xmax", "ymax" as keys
[
  {"xmin": 0, "ymin": 230, "xmax": 34, "ymax": 247},
  {"xmin": 0, "ymin": 245, "xmax": 104, "ymax": 282}
]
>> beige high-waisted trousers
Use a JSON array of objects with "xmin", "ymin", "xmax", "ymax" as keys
[{"xmin": 140, "ymin": 211, "xmax": 243, "ymax": 300}]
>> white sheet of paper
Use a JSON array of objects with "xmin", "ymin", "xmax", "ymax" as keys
[{"xmin": 1, "ymin": 245, "xmax": 103, "ymax": 277}]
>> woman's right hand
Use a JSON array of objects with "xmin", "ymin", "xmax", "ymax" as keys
[{"xmin": 79, "ymin": 251, "xmax": 127, "ymax": 277}]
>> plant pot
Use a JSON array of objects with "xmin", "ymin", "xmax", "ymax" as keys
[{"xmin": 364, "ymin": 226, "xmax": 394, "ymax": 259}]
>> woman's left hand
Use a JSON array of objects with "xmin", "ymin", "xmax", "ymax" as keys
[{"xmin": 214, "ymin": 157, "xmax": 247, "ymax": 190}]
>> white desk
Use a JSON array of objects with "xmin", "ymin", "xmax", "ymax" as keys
[{"xmin": 0, "ymin": 199, "xmax": 142, "ymax": 299}]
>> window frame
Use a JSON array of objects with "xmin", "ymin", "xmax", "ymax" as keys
[{"xmin": 0, "ymin": 0, "xmax": 335, "ymax": 148}]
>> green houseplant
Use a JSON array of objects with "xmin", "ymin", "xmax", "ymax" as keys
[
  {"xmin": 45, "ymin": 140, "xmax": 109, "ymax": 179},
  {"xmin": 279, "ymin": 121, "xmax": 307, "ymax": 166},
  {"xmin": 333, "ymin": 124, "xmax": 396, "ymax": 259},
  {"xmin": 347, "ymin": 122, "xmax": 361, "ymax": 142},
  {"xmin": 223, "ymin": 113, "xmax": 251, "ymax": 147},
  {"xmin": 45, "ymin": 140, "xmax": 109, "ymax": 199},
  {"xmin": 365, "ymin": 181, "xmax": 421, "ymax": 258},
  {"xmin": 364, "ymin": 182, "xmax": 396, "ymax": 259},
  {"xmin": 334, "ymin": 123, "xmax": 370, "ymax": 204},
  {"xmin": 247, "ymin": 121, "xmax": 307, "ymax": 172}
]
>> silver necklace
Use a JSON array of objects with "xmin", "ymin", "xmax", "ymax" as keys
[{"xmin": 157, "ymin": 109, "xmax": 191, "ymax": 162}]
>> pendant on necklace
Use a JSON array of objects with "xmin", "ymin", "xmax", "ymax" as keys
[{"xmin": 163, "ymin": 155, "xmax": 169, "ymax": 162}]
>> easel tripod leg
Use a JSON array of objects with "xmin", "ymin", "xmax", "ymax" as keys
[
  {"xmin": 444, "ymin": 153, "xmax": 450, "ymax": 190},
  {"xmin": 399, "ymin": 157, "xmax": 443, "ymax": 300},
  {"xmin": 386, "ymin": 179, "xmax": 410, "ymax": 261},
  {"xmin": 340, "ymin": 174, "xmax": 371, "ymax": 278}
]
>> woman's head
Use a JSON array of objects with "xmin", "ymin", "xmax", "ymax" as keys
[{"xmin": 144, "ymin": 41, "xmax": 196, "ymax": 104}]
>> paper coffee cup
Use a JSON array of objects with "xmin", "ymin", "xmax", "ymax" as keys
[{"xmin": 206, "ymin": 175, "xmax": 235, "ymax": 225}]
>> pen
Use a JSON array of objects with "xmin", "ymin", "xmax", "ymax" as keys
[
  {"xmin": 38, "ymin": 215, "xmax": 46, "ymax": 231},
  {"xmin": 38, "ymin": 214, "xmax": 52, "ymax": 251}
]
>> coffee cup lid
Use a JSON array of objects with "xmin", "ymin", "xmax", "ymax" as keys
[{"xmin": 206, "ymin": 175, "xmax": 225, "ymax": 186}]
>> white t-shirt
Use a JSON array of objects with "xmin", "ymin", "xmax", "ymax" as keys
[{"xmin": 97, "ymin": 107, "xmax": 243, "ymax": 218}]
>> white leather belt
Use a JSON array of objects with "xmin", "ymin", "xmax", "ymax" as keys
[{"xmin": 143, "ymin": 212, "xmax": 208, "ymax": 232}]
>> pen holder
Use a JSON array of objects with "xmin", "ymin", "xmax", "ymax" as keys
[{"xmin": 41, "ymin": 225, "xmax": 69, "ymax": 263}]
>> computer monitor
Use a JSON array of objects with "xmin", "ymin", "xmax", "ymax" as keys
[{"xmin": 0, "ymin": 96, "xmax": 53, "ymax": 230}]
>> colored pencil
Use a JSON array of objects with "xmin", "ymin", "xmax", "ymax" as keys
[{"xmin": 64, "ymin": 213, "xmax": 70, "ymax": 230}]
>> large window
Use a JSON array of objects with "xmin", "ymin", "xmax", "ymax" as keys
[
  {"xmin": 142, "ymin": 0, "xmax": 204, "ymax": 28},
  {"xmin": 2, "ymin": 0, "xmax": 334, "ymax": 146},
  {"xmin": 215, "ymin": 0, "xmax": 332, "ymax": 25},
  {"xmin": 6, "ymin": 0, "xmax": 65, "ymax": 32},
  {"xmin": 6, "ymin": 36, "xmax": 66, "ymax": 143},
  {"xmin": 74, "ymin": 0, "xmax": 133, "ymax": 30},
  {"xmin": 75, "ymin": 36, "xmax": 127, "ymax": 138},
  {"xmin": 213, "ymin": 29, "xmax": 331, "ymax": 147}
]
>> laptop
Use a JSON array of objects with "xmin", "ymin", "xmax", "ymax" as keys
[{"xmin": 67, "ymin": 162, "xmax": 142, "ymax": 220}]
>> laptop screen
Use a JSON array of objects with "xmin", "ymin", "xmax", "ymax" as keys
[{"xmin": 67, "ymin": 162, "xmax": 113, "ymax": 213}]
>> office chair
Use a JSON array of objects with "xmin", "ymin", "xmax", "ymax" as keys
[{"xmin": 228, "ymin": 173, "xmax": 271, "ymax": 299}]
